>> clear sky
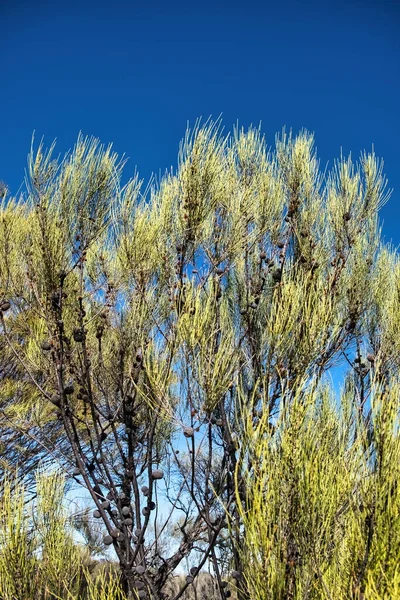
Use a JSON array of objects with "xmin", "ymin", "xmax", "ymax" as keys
[{"xmin": 1, "ymin": 0, "xmax": 399, "ymax": 243}]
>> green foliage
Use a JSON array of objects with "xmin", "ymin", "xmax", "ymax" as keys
[
  {"xmin": 0, "ymin": 473, "xmax": 37, "ymax": 599},
  {"xmin": 0, "ymin": 119, "xmax": 399, "ymax": 599},
  {"xmin": 234, "ymin": 374, "xmax": 400, "ymax": 599},
  {"xmin": 0, "ymin": 470, "xmax": 127, "ymax": 600}
]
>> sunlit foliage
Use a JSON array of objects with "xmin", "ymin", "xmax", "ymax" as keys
[{"xmin": 0, "ymin": 119, "xmax": 398, "ymax": 599}]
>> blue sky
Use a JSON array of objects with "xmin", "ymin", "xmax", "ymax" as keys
[{"xmin": 1, "ymin": 0, "xmax": 399, "ymax": 243}]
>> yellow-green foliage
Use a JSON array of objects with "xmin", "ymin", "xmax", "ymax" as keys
[
  {"xmin": 234, "ymin": 373, "xmax": 400, "ymax": 600},
  {"xmin": 0, "ymin": 121, "xmax": 388, "ymax": 425},
  {"xmin": 0, "ymin": 120, "xmax": 399, "ymax": 599},
  {"xmin": 0, "ymin": 471, "xmax": 127, "ymax": 600},
  {"xmin": 0, "ymin": 474, "xmax": 37, "ymax": 599}
]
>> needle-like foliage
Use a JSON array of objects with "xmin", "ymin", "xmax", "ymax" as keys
[{"xmin": 0, "ymin": 120, "xmax": 398, "ymax": 599}]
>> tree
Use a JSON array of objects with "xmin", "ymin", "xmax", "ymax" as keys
[{"xmin": 1, "ymin": 120, "xmax": 399, "ymax": 599}]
